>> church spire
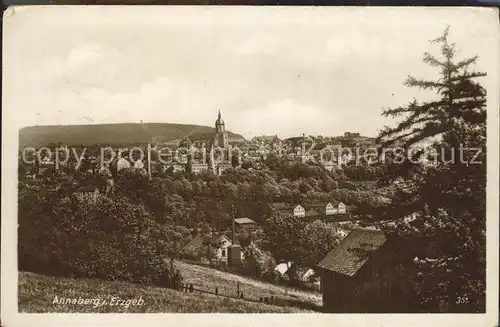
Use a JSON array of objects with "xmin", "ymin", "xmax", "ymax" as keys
[{"xmin": 218, "ymin": 110, "xmax": 221, "ymax": 119}]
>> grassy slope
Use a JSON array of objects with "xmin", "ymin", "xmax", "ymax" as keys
[
  {"xmin": 18, "ymin": 272, "xmax": 311, "ymax": 313},
  {"xmin": 19, "ymin": 123, "xmax": 245, "ymax": 148},
  {"xmin": 176, "ymin": 260, "xmax": 322, "ymax": 308}
]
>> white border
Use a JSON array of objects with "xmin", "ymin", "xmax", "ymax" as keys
[{"xmin": 2, "ymin": 5, "xmax": 499, "ymax": 327}]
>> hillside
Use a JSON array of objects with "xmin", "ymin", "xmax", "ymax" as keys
[
  {"xmin": 18, "ymin": 270, "xmax": 314, "ymax": 313},
  {"xmin": 19, "ymin": 123, "xmax": 245, "ymax": 148},
  {"xmin": 175, "ymin": 260, "xmax": 322, "ymax": 309}
]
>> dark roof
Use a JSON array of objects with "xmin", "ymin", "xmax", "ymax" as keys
[
  {"xmin": 330, "ymin": 198, "xmax": 342, "ymax": 206},
  {"xmin": 317, "ymin": 228, "xmax": 387, "ymax": 277},
  {"xmin": 234, "ymin": 217, "xmax": 256, "ymax": 225},
  {"xmin": 184, "ymin": 233, "xmax": 231, "ymax": 251}
]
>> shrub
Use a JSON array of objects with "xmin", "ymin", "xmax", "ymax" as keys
[
  {"xmin": 243, "ymin": 243, "xmax": 277, "ymax": 279},
  {"xmin": 18, "ymin": 186, "xmax": 183, "ymax": 289}
]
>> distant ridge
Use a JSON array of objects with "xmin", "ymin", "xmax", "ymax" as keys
[{"xmin": 19, "ymin": 123, "xmax": 245, "ymax": 148}]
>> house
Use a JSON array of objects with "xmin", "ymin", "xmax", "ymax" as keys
[
  {"xmin": 216, "ymin": 162, "xmax": 233, "ymax": 176},
  {"xmin": 330, "ymin": 199, "xmax": 347, "ymax": 215},
  {"xmin": 117, "ymin": 157, "xmax": 131, "ymax": 172},
  {"xmin": 234, "ymin": 217, "xmax": 256, "ymax": 227},
  {"xmin": 273, "ymin": 263, "xmax": 321, "ymax": 290},
  {"xmin": 293, "ymin": 205, "xmax": 306, "ymax": 217},
  {"xmin": 316, "ymin": 228, "xmax": 415, "ymax": 313},
  {"xmin": 183, "ymin": 233, "xmax": 244, "ymax": 265},
  {"xmin": 134, "ymin": 159, "xmax": 145, "ymax": 170},
  {"xmin": 166, "ymin": 164, "xmax": 185, "ymax": 173},
  {"xmin": 307, "ymin": 202, "xmax": 336, "ymax": 216},
  {"xmin": 75, "ymin": 186, "xmax": 100, "ymax": 202},
  {"xmin": 251, "ymin": 135, "xmax": 280, "ymax": 145},
  {"xmin": 294, "ymin": 201, "xmax": 346, "ymax": 219},
  {"xmin": 323, "ymin": 161, "xmax": 337, "ymax": 172},
  {"xmin": 191, "ymin": 163, "xmax": 208, "ymax": 174}
]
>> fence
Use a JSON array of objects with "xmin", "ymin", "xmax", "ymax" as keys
[
  {"xmin": 181, "ymin": 258, "xmax": 321, "ymax": 293},
  {"xmin": 180, "ymin": 281, "xmax": 323, "ymax": 312}
]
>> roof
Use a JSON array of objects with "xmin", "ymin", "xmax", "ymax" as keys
[
  {"xmin": 252, "ymin": 135, "xmax": 279, "ymax": 142},
  {"xmin": 330, "ymin": 198, "xmax": 342, "ymax": 206},
  {"xmin": 317, "ymin": 228, "xmax": 387, "ymax": 277},
  {"xmin": 184, "ymin": 233, "xmax": 232, "ymax": 251},
  {"xmin": 234, "ymin": 217, "xmax": 256, "ymax": 225}
]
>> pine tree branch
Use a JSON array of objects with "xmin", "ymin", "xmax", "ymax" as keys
[
  {"xmin": 405, "ymin": 76, "xmax": 446, "ymax": 90},
  {"xmin": 423, "ymin": 52, "xmax": 445, "ymax": 67}
]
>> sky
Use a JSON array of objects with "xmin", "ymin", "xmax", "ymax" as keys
[{"xmin": 3, "ymin": 6, "xmax": 499, "ymax": 139}]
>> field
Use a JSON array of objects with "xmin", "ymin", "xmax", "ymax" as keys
[
  {"xmin": 176, "ymin": 260, "xmax": 322, "ymax": 310},
  {"xmin": 18, "ymin": 271, "xmax": 314, "ymax": 313}
]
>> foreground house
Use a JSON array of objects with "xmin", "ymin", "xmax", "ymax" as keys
[
  {"xmin": 317, "ymin": 228, "xmax": 416, "ymax": 313},
  {"xmin": 183, "ymin": 233, "xmax": 245, "ymax": 265}
]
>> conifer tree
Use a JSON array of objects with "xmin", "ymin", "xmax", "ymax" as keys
[{"xmin": 375, "ymin": 27, "xmax": 487, "ymax": 312}]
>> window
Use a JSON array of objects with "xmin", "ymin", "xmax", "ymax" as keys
[{"xmin": 222, "ymin": 249, "xmax": 226, "ymax": 257}]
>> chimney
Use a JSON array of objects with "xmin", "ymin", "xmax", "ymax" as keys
[
  {"xmin": 231, "ymin": 205, "xmax": 237, "ymax": 244},
  {"xmin": 228, "ymin": 204, "xmax": 242, "ymax": 266}
]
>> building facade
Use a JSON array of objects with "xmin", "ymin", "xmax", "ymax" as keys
[
  {"xmin": 191, "ymin": 163, "xmax": 209, "ymax": 174},
  {"xmin": 293, "ymin": 205, "xmax": 306, "ymax": 217},
  {"xmin": 216, "ymin": 162, "xmax": 233, "ymax": 176}
]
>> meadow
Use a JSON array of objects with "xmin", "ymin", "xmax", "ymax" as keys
[{"xmin": 18, "ymin": 271, "xmax": 314, "ymax": 313}]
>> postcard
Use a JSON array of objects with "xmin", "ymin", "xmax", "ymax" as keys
[{"xmin": 2, "ymin": 5, "xmax": 499, "ymax": 327}]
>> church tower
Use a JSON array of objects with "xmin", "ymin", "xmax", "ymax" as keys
[{"xmin": 213, "ymin": 110, "xmax": 229, "ymax": 148}]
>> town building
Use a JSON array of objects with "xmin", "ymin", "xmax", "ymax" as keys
[
  {"xmin": 38, "ymin": 155, "xmax": 55, "ymax": 176},
  {"xmin": 183, "ymin": 232, "xmax": 245, "ymax": 265},
  {"xmin": 323, "ymin": 161, "xmax": 337, "ymax": 172},
  {"xmin": 117, "ymin": 157, "xmax": 131, "ymax": 172},
  {"xmin": 251, "ymin": 135, "xmax": 280, "ymax": 145},
  {"xmin": 179, "ymin": 137, "xmax": 192, "ymax": 149},
  {"xmin": 191, "ymin": 163, "xmax": 209, "ymax": 174},
  {"xmin": 216, "ymin": 162, "xmax": 233, "ymax": 176},
  {"xmin": 317, "ymin": 228, "xmax": 416, "ymax": 313},
  {"xmin": 293, "ymin": 204, "xmax": 306, "ymax": 218},
  {"xmin": 166, "ymin": 163, "xmax": 186, "ymax": 173},
  {"xmin": 75, "ymin": 186, "xmax": 100, "ymax": 203},
  {"xmin": 292, "ymin": 200, "xmax": 347, "ymax": 218},
  {"xmin": 234, "ymin": 217, "xmax": 256, "ymax": 227}
]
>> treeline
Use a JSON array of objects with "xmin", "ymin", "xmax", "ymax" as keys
[{"xmin": 18, "ymin": 180, "xmax": 187, "ymax": 289}]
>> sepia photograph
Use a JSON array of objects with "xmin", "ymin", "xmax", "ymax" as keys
[{"xmin": 1, "ymin": 5, "xmax": 499, "ymax": 327}]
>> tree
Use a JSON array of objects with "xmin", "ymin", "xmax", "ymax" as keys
[
  {"xmin": 262, "ymin": 214, "xmax": 341, "ymax": 281},
  {"xmin": 375, "ymin": 27, "xmax": 486, "ymax": 312},
  {"xmin": 18, "ymin": 185, "xmax": 184, "ymax": 288},
  {"xmin": 231, "ymin": 152, "xmax": 240, "ymax": 168},
  {"xmin": 298, "ymin": 220, "xmax": 341, "ymax": 268},
  {"xmin": 261, "ymin": 214, "xmax": 305, "ymax": 279},
  {"xmin": 114, "ymin": 168, "xmax": 150, "ymax": 203}
]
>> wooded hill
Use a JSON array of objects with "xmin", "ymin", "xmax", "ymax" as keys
[{"xmin": 19, "ymin": 123, "xmax": 245, "ymax": 148}]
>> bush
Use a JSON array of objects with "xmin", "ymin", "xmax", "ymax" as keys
[
  {"xmin": 18, "ymin": 186, "xmax": 183, "ymax": 289},
  {"xmin": 243, "ymin": 243, "xmax": 277, "ymax": 279}
]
